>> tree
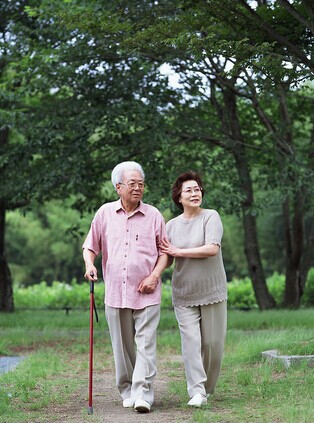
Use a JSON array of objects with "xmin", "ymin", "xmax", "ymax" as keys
[
  {"xmin": 1, "ymin": 0, "xmax": 313, "ymax": 310},
  {"xmin": 108, "ymin": 0, "xmax": 313, "ymax": 308},
  {"xmin": 0, "ymin": 0, "xmax": 115, "ymax": 310},
  {"xmin": 6, "ymin": 199, "xmax": 96, "ymax": 285},
  {"xmin": 0, "ymin": 1, "xmax": 30, "ymax": 311},
  {"xmin": 0, "ymin": 0, "xmax": 184, "ymax": 310}
]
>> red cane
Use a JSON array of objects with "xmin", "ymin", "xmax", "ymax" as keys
[{"xmin": 88, "ymin": 273, "xmax": 98, "ymax": 415}]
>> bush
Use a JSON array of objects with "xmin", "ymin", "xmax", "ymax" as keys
[
  {"xmin": 14, "ymin": 279, "xmax": 172, "ymax": 310},
  {"xmin": 266, "ymin": 272, "xmax": 285, "ymax": 306},
  {"xmin": 13, "ymin": 268, "xmax": 314, "ymax": 310},
  {"xmin": 161, "ymin": 280, "xmax": 173, "ymax": 309},
  {"xmin": 227, "ymin": 272, "xmax": 286, "ymax": 309},
  {"xmin": 302, "ymin": 268, "xmax": 314, "ymax": 306},
  {"xmin": 14, "ymin": 280, "xmax": 104, "ymax": 310},
  {"xmin": 227, "ymin": 277, "xmax": 258, "ymax": 309}
]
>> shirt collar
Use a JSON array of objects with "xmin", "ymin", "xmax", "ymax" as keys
[{"xmin": 115, "ymin": 199, "xmax": 146, "ymax": 215}]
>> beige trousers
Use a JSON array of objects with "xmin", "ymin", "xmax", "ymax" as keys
[
  {"xmin": 105, "ymin": 304, "xmax": 160, "ymax": 405},
  {"xmin": 174, "ymin": 301, "xmax": 227, "ymax": 398}
]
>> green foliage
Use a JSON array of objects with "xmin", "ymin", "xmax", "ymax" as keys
[
  {"xmin": 11, "ymin": 268, "xmax": 314, "ymax": 311},
  {"xmin": 266, "ymin": 272, "xmax": 286, "ymax": 306},
  {"xmin": 227, "ymin": 271, "xmax": 313, "ymax": 309},
  {"xmin": 302, "ymin": 268, "xmax": 314, "ymax": 306},
  {"xmin": 160, "ymin": 280, "xmax": 173, "ymax": 310},
  {"xmin": 227, "ymin": 277, "xmax": 258, "ymax": 309},
  {"xmin": 6, "ymin": 199, "xmax": 93, "ymax": 285},
  {"xmin": 5, "ymin": 200, "xmax": 290, "ymax": 290},
  {"xmin": 11, "ymin": 262, "xmax": 314, "ymax": 310},
  {"xmin": 14, "ymin": 280, "xmax": 104, "ymax": 310},
  {"xmin": 13, "ymin": 279, "xmax": 173, "ymax": 310},
  {"xmin": 1, "ymin": 0, "xmax": 313, "ymax": 313},
  {"xmin": 220, "ymin": 214, "xmax": 247, "ymax": 280}
]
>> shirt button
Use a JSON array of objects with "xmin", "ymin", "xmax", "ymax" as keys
[{"xmin": 126, "ymin": 242, "xmax": 128, "ymax": 245}]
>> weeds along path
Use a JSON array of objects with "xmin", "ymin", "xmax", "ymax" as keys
[{"xmin": 44, "ymin": 355, "xmax": 194, "ymax": 423}]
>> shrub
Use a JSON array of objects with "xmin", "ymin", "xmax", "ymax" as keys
[
  {"xmin": 227, "ymin": 272, "xmax": 285, "ymax": 309},
  {"xmin": 266, "ymin": 272, "xmax": 285, "ymax": 306},
  {"xmin": 161, "ymin": 280, "xmax": 173, "ymax": 309},
  {"xmin": 227, "ymin": 277, "xmax": 257, "ymax": 309},
  {"xmin": 302, "ymin": 268, "xmax": 314, "ymax": 306},
  {"xmin": 14, "ymin": 279, "xmax": 171, "ymax": 310},
  {"xmin": 14, "ymin": 280, "xmax": 104, "ymax": 310},
  {"xmin": 13, "ymin": 269, "xmax": 314, "ymax": 311}
]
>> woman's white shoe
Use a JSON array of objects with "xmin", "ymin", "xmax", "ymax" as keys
[{"xmin": 187, "ymin": 393, "xmax": 207, "ymax": 407}]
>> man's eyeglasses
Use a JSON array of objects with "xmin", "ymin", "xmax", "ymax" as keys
[
  {"xmin": 182, "ymin": 187, "xmax": 202, "ymax": 195},
  {"xmin": 119, "ymin": 181, "xmax": 145, "ymax": 190}
]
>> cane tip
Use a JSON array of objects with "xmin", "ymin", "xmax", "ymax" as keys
[{"xmin": 87, "ymin": 406, "xmax": 93, "ymax": 415}]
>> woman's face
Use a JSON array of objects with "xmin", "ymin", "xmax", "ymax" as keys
[{"xmin": 179, "ymin": 179, "xmax": 203, "ymax": 210}]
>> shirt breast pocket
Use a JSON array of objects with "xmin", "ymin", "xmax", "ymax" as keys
[{"xmin": 135, "ymin": 233, "xmax": 157, "ymax": 257}]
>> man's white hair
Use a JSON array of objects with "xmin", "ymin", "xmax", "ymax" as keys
[{"xmin": 111, "ymin": 161, "xmax": 145, "ymax": 189}]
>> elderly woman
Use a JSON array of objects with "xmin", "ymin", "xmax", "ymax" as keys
[{"xmin": 160, "ymin": 171, "xmax": 227, "ymax": 407}]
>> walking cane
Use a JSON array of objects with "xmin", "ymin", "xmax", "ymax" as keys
[{"xmin": 88, "ymin": 272, "xmax": 98, "ymax": 415}]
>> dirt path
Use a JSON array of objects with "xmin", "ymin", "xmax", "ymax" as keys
[{"xmin": 44, "ymin": 355, "xmax": 195, "ymax": 423}]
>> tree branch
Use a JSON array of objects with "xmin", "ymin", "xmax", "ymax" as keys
[
  {"xmin": 238, "ymin": 0, "xmax": 313, "ymax": 71},
  {"xmin": 277, "ymin": 0, "xmax": 314, "ymax": 35},
  {"xmin": 242, "ymin": 68, "xmax": 294, "ymax": 155}
]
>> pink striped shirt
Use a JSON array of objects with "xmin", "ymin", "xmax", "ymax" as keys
[{"xmin": 82, "ymin": 199, "xmax": 167, "ymax": 309}]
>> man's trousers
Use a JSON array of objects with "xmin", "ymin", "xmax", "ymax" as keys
[{"xmin": 105, "ymin": 304, "xmax": 160, "ymax": 405}]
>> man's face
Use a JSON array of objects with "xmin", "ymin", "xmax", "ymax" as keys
[{"xmin": 116, "ymin": 170, "xmax": 145, "ymax": 207}]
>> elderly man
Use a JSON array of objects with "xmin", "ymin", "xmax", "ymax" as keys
[{"xmin": 82, "ymin": 161, "xmax": 168, "ymax": 413}]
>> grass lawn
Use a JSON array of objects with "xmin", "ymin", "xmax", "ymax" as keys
[{"xmin": 0, "ymin": 308, "xmax": 313, "ymax": 422}]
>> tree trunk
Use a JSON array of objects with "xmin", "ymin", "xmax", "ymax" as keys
[
  {"xmin": 278, "ymin": 87, "xmax": 306, "ymax": 308},
  {"xmin": 300, "ymin": 112, "xmax": 314, "ymax": 293},
  {"xmin": 222, "ymin": 85, "xmax": 276, "ymax": 310},
  {"xmin": 300, "ymin": 217, "xmax": 314, "ymax": 292},
  {"xmin": 234, "ymin": 151, "xmax": 276, "ymax": 310},
  {"xmin": 282, "ymin": 194, "xmax": 305, "ymax": 308},
  {"xmin": 0, "ymin": 126, "xmax": 14, "ymax": 312},
  {"xmin": 0, "ymin": 199, "xmax": 14, "ymax": 312}
]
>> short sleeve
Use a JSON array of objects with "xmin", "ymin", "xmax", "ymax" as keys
[
  {"xmin": 82, "ymin": 211, "xmax": 102, "ymax": 256},
  {"xmin": 204, "ymin": 210, "xmax": 223, "ymax": 246},
  {"xmin": 156, "ymin": 213, "xmax": 167, "ymax": 256}
]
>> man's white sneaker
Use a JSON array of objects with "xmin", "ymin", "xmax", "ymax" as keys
[
  {"xmin": 187, "ymin": 394, "xmax": 207, "ymax": 407},
  {"xmin": 123, "ymin": 398, "xmax": 135, "ymax": 408},
  {"xmin": 134, "ymin": 399, "xmax": 151, "ymax": 413}
]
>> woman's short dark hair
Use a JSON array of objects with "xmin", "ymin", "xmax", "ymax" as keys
[{"xmin": 172, "ymin": 171, "xmax": 204, "ymax": 210}]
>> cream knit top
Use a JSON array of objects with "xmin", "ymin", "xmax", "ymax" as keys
[{"xmin": 166, "ymin": 209, "xmax": 227, "ymax": 307}]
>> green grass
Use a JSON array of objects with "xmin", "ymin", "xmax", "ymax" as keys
[
  {"xmin": 227, "ymin": 308, "xmax": 314, "ymax": 330},
  {"xmin": 0, "ymin": 309, "xmax": 314, "ymax": 422}
]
